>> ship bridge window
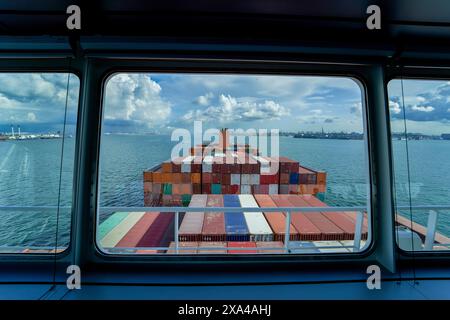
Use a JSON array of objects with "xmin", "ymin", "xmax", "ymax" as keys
[
  {"xmin": 97, "ymin": 73, "xmax": 371, "ymax": 256},
  {"xmin": 389, "ymin": 79, "xmax": 450, "ymax": 252},
  {"xmin": 0, "ymin": 72, "xmax": 80, "ymax": 254}
]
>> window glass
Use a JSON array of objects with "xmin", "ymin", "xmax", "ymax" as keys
[
  {"xmin": 0, "ymin": 73, "xmax": 80, "ymax": 254},
  {"xmin": 389, "ymin": 79, "xmax": 450, "ymax": 252},
  {"xmin": 98, "ymin": 73, "xmax": 370, "ymax": 255}
]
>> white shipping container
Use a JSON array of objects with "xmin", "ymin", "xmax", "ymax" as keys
[
  {"xmin": 238, "ymin": 195, "xmax": 273, "ymax": 241},
  {"xmin": 231, "ymin": 174, "xmax": 241, "ymax": 185},
  {"xmin": 241, "ymin": 174, "xmax": 251, "ymax": 184},
  {"xmin": 268, "ymin": 184, "xmax": 278, "ymax": 194},
  {"xmin": 250, "ymin": 174, "xmax": 260, "ymax": 185},
  {"xmin": 240, "ymin": 185, "xmax": 251, "ymax": 194}
]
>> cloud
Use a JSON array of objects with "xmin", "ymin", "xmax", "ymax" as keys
[
  {"xmin": 104, "ymin": 74, "xmax": 171, "ymax": 128},
  {"xmin": 0, "ymin": 73, "xmax": 79, "ymax": 130},
  {"xmin": 296, "ymin": 114, "xmax": 339, "ymax": 125},
  {"xmin": 389, "ymin": 100, "xmax": 402, "ymax": 114},
  {"xmin": 411, "ymin": 105, "xmax": 434, "ymax": 112},
  {"xmin": 390, "ymin": 81, "xmax": 450, "ymax": 121},
  {"xmin": 182, "ymin": 94, "xmax": 289, "ymax": 123},
  {"xmin": 196, "ymin": 92, "xmax": 214, "ymax": 106},
  {"xmin": 350, "ymin": 102, "xmax": 362, "ymax": 116}
]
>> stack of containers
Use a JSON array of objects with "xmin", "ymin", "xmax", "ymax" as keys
[
  {"xmin": 143, "ymin": 156, "xmax": 202, "ymax": 207},
  {"xmin": 223, "ymin": 195, "xmax": 250, "ymax": 241},
  {"xmin": 235, "ymin": 151, "xmax": 260, "ymax": 194},
  {"xmin": 252, "ymin": 155, "xmax": 279, "ymax": 194}
]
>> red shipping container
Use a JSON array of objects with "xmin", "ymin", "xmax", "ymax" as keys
[
  {"xmin": 193, "ymin": 183, "xmax": 202, "ymax": 194},
  {"xmin": 227, "ymin": 241, "xmax": 257, "ymax": 254},
  {"xmin": 202, "ymin": 173, "xmax": 212, "ymax": 184},
  {"xmin": 283, "ymin": 195, "xmax": 323, "ymax": 241},
  {"xmin": 181, "ymin": 173, "xmax": 191, "ymax": 183},
  {"xmin": 229, "ymin": 185, "xmax": 240, "ymax": 194},
  {"xmin": 212, "ymin": 173, "xmax": 222, "ymax": 184},
  {"xmin": 221, "ymin": 174, "xmax": 231, "ymax": 185},
  {"xmin": 202, "ymin": 184, "xmax": 211, "ymax": 194}
]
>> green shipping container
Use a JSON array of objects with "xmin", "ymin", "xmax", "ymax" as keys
[
  {"xmin": 212, "ymin": 184, "xmax": 222, "ymax": 194},
  {"xmin": 163, "ymin": 183, "xmax": 172, "ymax": 195}
]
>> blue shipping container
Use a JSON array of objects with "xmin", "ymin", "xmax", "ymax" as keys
[{"xmin": 223, "ymin": 195, "xmax": 250, "ymax": 241}]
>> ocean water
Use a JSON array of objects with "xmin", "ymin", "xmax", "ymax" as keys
[{"xmin": 0, "ymin": 135, "xmax": 449, "ymax": 249}]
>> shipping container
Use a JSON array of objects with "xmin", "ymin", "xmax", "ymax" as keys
[
  {"xmin": 293, "ymin": 196, "xmax": 345, "ymax": 240},
  {"xmin": 178, "ymin": 194, "xmax": 207, "ymax": 241},
  {"xmin": 201, "ymin": 195, "xmax": 226, "ymax": 241},
  {"xmin": 223, "ymin": 195, "xmax": 250, "ymax": 241},
  {"xmin": 115, "ymin": 212, "xmax": 160, "ymax": 248},
  {"xmin": 253, "ymin": 194, "xmax": 299, "ymax": 241},
  {"xmin": 255, "ymin": 241, "xmax": 285, "ymax": 253},
  {"xmin": 227, "ymin": 241, "xmax": 257, "ymax": 254},
  {"xmin": 166, "ymin": 241, "xmax": 198, "ymax": 254},
  {"xmin": 238, "ymin": 194, "xmax": 273, "ymax": 241},
  {"xmin": 97, "ymin": 211, "xmax": 129, "ymax": 240},
  {"xmin": 136, "ymin": 212, "xmax": 175, "ymax": 249},
  {"xmin": 100, "ymin": 212, "xmax": 145, "ymax": 248},
  {"xmin": 303, "ymin": 195, "xmax": 356, "ymax": 240},
  {"xmin": 198, "ymin": 241, "xmax": 227, "ymax": 254},
  {"xmin": 273, "ymin": 195, "xmax": 322, "ymax": 241}
]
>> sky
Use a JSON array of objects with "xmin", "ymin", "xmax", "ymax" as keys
[
  {"xmin": 1, "ymin": 72, "xmax": 450, "ymax": 135},
  {"xmin": 103, "ymin": 73, "xmax": 364, "ymax": 134}
]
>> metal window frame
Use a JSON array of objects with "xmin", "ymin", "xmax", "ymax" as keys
[
  {"xmin": 87, "ymin": 57, "xmax": 382, "ymax": 265},
  {"xmin": 386, "ymin": 65, "xmax": 450, "ymax": 260}
]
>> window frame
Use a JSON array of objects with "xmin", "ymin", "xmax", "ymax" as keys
[
  {"xmin": 386, "ymin": 65, "xmax": 450, "ymax": 259},
  {"xmin": 0, "ymin": 59, "xmax": 83, "ymax": 268},
  {"xmin": 92, "ymin": 58, "xmax": 376, "ymax": 264}
]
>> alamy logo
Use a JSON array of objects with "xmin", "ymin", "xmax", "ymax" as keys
[
  {"xmin": 171, "ymin": 121, "xmax": 280, "ymax": 173},
  {"xmin": 66, "ymin": 5, "xmax": 81, "ymax": 30},
  {"xmin": 366, "ymin": 264, "xmax": 381, "ymax": 290},
  {"xmin": 66, "ymin": 265, "xmax": 81, "ymax": 290},
  {"xmin": 366, "ymin": 5, "xmax": 381, "ymax": 30}
]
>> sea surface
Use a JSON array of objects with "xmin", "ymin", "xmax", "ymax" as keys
[{"xmin": 0, "ymin": 135, "xmax": 449, "ymax": 249}]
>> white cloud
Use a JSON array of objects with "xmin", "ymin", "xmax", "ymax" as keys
[
  {"xmin": 182, "ymin": 94, "xmax": 289, "ymax": 123},
  {"xmin": 196, "ymin": 92, "xmax": 214, "ymax": 106},
  {"xmin": 389, "ymin": 100, "xmax": 401, "ymax": 114},
  {"xmin": 310, "ymin": 109, "xmax": 323, "ymax": 115},
  {"xmin": 104, "ymin": 74, "xmax": 171, "ymax": 127},
  {"xmin": 411, "ymin": 105, "xmax": 434, "ymax": 112}
]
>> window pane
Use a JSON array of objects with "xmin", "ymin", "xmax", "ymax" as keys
[
  {"xmin": 389, "ymin": 79, "xmax": 450, "ymax": 252},
  {"xmin": 0, "ymin": 73, "xmax": 80, "ymax": 254},
  {"xmin": 98, "ymin": 73, "xmax": 370, "ymax": 255}
]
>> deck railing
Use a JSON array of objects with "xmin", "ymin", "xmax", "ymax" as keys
[{"xmin": 0, "ymin": 205, "xmax": 449, "ymax": 253}]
